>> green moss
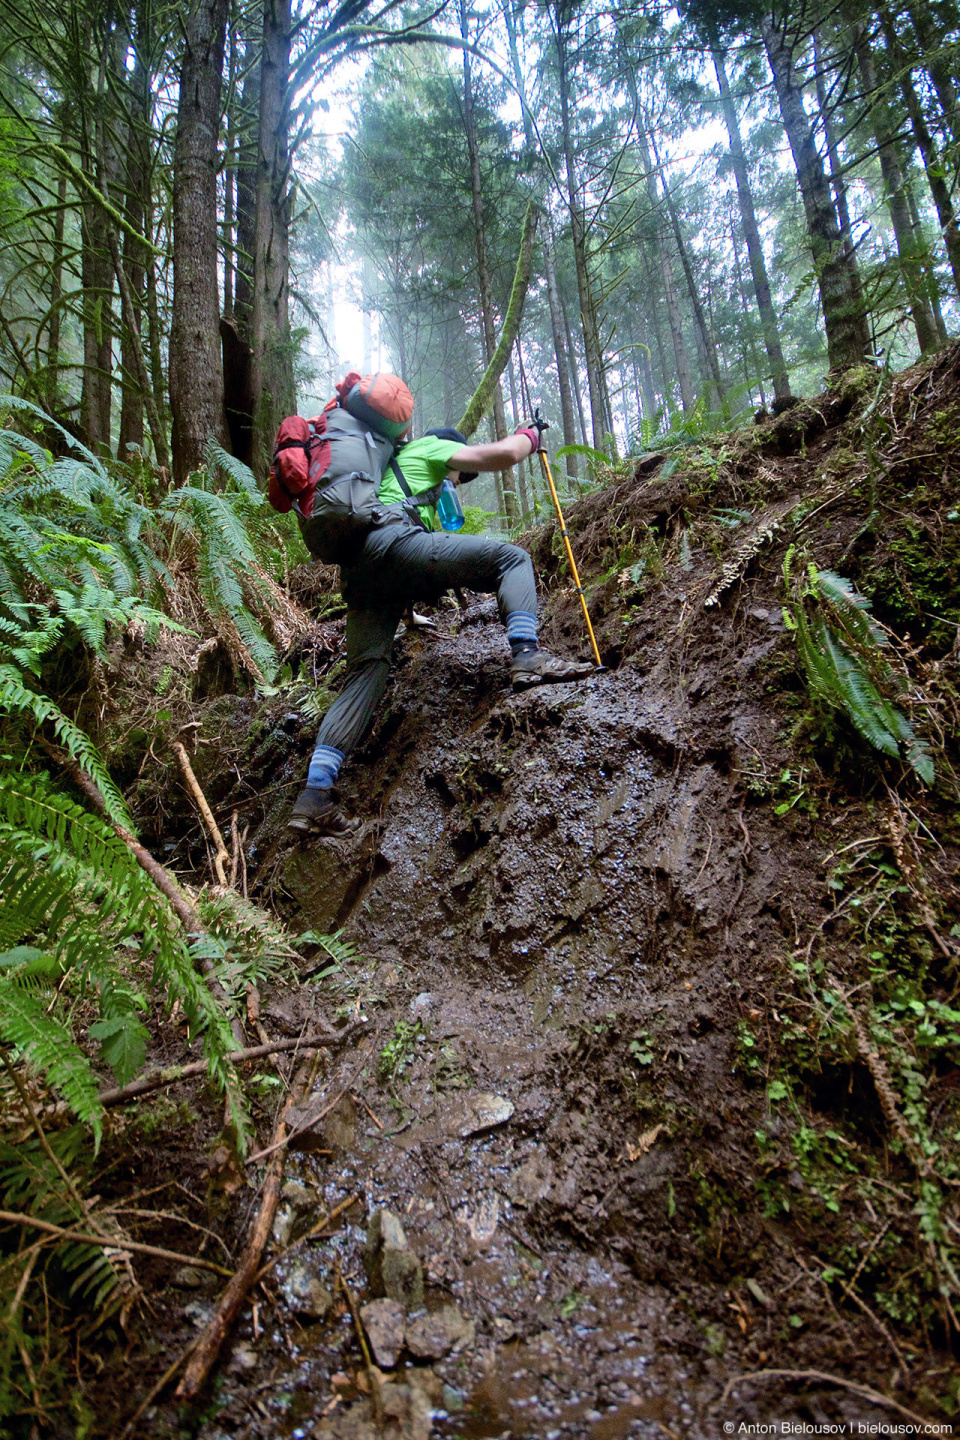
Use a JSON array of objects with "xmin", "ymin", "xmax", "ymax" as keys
[{"xmin": 861, "ymin": 521, "xmax": 960, "ymax": 646}]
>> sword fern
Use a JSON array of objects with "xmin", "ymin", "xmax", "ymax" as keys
[
  {"xmin": 0, "ymin": 775, "xmax": 247, "ymax": 1149},
  {"xmin": 783, "ymin": 548, "xmax": 934, "ymax": 784}
]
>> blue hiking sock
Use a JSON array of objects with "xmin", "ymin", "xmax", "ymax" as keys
[
  {"xmin": 306, "ymin": 744, "xmax": 344, "ymax": 791},
  {"xmin": 506, "ymin": 610, "xmax": 539, "ymax": 657}
]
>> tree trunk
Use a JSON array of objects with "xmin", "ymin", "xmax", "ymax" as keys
[
  {"xmin": 555, "ymin": 11, "xmax": 606, "ymax": 449},
  {"xmin": 250, "ymin": 0, "xmax": 296, "ymax": 479},
  {"xmin": 762, "ymin": 17, "xmax": 871, "ymax": 369},
  {"xmin": 225, "ymin": 30, "xmax": 260, "ymax": 465},
  {"xmin": 80, "ymin": 40, "xmax": 118, "ymax": 455},
  {"xmin": 233, "ymin": 30, "xmax": 259, "ymax": 334},
  {"xmin": 560, "ymin": 289, "xmax": 589, "ymax": 444},
  {"xmin": 849, "ymin": 18, "xmax": 938, "ymax": 353},
  {"xmin": 729, "ymin": 208, "xmax": 767, "ymax": 407},
  {"xmin": 170, "ymin": 0, "xmax": 230, "ymax": 483},
  {"xmin": 633, "ymin": 122, "xmax": 695, "ymax": 412},
  {"xmin": 47, "ymin": 165, "xmax": 68, "ymax": 407},
  {"xmin": 881, "ymin": 4, "xmax": 960, "ymax": 300},
  {"xmin": 907, "ymin": 1, "xmax": 960, "ymax": 149},
  {"xmin": 457, "ymin": 200, "xmax": 537, "ymax": 439},
  {"xmin": 712, "ymin": 43, "xmax": 791, "ymax": 400},
  {"xmin": 652, "ymin": 134, "xmax": 729, "ymax": 417},
  {"xmin": 905, "ymin": 177, "xmax": 948, "ymax": 342},
  {"xmin": 543, "ymin": 229, "xmax": 578, "ymax": 480},
  {"xmin": 119, "ymin": 35, "xmax": 150, "ymax": 456},
  {"xmin": 144, "ymin": 188, "xmax": 168, "ymax": 477},
  {"xmin": 460, "ymin": 1, "xmax": 518, "ymax": 521}
]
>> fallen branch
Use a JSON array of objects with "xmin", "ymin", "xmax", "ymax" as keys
[
  {"xmin": 251, "ymin": 1192, "xmax": 362, "ymax": 1285},
  {"xmin": 244, "ymin": 1085, "xmax": 349, "ymax": 1166},
  {"xmin": 176, "ymin": 1052, "xmax": 323, "ymax": 1400},
  {"xmin": 172, "ymin": 741, "xmax": 232, "ymax": 887},
  {"xmin": 34, "ymin": 1029, "xmax": 363, "ymax": 1117},
  {"xmin": 0, "ymin": 1209, "xmax": 232, "ymax": 1276},
  {"xmin": 119, "ymin": 1336, "xmax": 200, "ymax": 1440},
  {"xmin": 721, "ymin": 1369, "xmax": 932, "ymax": 1425}
]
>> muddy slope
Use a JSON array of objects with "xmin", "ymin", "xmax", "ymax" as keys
[{"xmin": 105, "ymin": 348, "xmax": 960, "ymax": 1437}]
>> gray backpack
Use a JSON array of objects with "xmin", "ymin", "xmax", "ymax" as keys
[{"xmin": 296, "ymin": 411, "xmax": 434, "ymax": 565}]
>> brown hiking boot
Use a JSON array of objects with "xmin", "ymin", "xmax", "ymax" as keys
[
  {"xmin": 287, "ymin": 787, "xmax": 360, "ymax": 837},
  {"xmin": 511, "ymin": 649, "xmax": 596, "ymax": 691}
]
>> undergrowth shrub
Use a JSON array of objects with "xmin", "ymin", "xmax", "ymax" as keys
[
  {"xmin": 783, "ymin": 547, "xmax": 934, "ymax": 784},
  {"xmin": 0, "ymin": 399, "xmax": 306, "ymax": 1135},
  {"xmin": 0, "ymin": 397, "xmax": 307, "ymax": 691}
]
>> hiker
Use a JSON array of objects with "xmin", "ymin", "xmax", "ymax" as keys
[{"xmin": 288, "ymin": 422, "xmax": 594, "ymax": 836}]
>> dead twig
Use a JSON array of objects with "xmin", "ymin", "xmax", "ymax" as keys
[
  {"xmin": 354, "ymin": 1092, "xmax": 384, "ymax": 1131},
  {"xmin": 35, "ymin": 1028, "xmax": 360, "ymax": 1116},
  {"xmin": 811, "ymin": 1252, "xmax": 906, "ymax": 1369},
  {"xmin": 172, "ymin": 741, "xmax": 231, "ymax": 887},
  {"xmin": 176, "ymin": 1051, "xmax": 323, "ymax": 1401},
  {"xmin": 251, "ymin": 1192, "xmax": 362, "ymax": 1285},
  {"xmin": 244, "ymin": 1086, "xmax": 350, "ymax": 1166},
  {"xmin": 721, "ymin": 1368, "xmax": 931, "ymax": 1425},
  {"xmin": 118, "ymin": 1336, "xmax": 201, "ymax": 1440},
  {"xmin": 0, "ymin": 1209, "xmax": 232, "ymax": 1276},
  {"xmin": 1, "ymin": 1048, "xmax": 103, "ymax": 1231},
  {"xmin": 336, "ymin": 1259, "xmax": 384, "ymax": 1433},
  {"xmin": 39, "ymin": 740, "xmax": 244, "ymax": 1046}
]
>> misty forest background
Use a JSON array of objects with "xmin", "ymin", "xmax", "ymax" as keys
[{"xmin": 1, "ymin": 0, "xmax": 959, "ymax": 528}]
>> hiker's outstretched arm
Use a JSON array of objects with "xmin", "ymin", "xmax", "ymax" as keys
[{"xmin": 448, "ymin": 433, "xmax": 535, "ymax": 471}]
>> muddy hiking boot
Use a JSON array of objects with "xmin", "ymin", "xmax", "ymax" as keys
[
  {"xmin": 287, "ymin": 786, "xmax": 360, "ymax": 837},
  {"xmin": 510, "ymin": 649, "xmax": 595, "ymax": 691}
]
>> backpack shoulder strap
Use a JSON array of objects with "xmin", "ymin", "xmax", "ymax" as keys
[
  {"xmin": 389, "ymin": 457, "xmax": 414, "ymax": 499},
  {"xmin": 389, "ymin": 458, "xmax": 445, "ymax": 534}
]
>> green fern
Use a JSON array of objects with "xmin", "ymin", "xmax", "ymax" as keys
[
  {"xmin": 783, "ymin": 550, "xmax": 934, "ymax": 785},
  {"xmin": 0, "ymin": 397, "xmax": 297, "ymax": 687},
  {"xmin": 0, "ymin": 662, "xmax": 131, "ymax": 827},
  {"xmin": 0, "ymin": 775, "xmax": 249, "ymax": 1150}
]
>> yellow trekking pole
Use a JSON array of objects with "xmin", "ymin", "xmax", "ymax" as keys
[{"xmin": 532, "ymin": 410, "xmax": 604, "ymax": 670}]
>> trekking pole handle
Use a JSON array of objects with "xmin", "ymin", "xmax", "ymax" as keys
[{"xmin": 531, "ymin": 408, "xmax": 550, "ymax": 437}]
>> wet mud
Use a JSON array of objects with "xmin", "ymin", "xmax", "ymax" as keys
[{"xmin": 102, "ymin": 350, "xmax": 960, "ymax": 1436}]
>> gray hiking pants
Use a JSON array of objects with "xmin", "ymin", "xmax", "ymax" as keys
[{"xmin": 312, "ymin": 525, "xmax": 537, "ymax": 760}]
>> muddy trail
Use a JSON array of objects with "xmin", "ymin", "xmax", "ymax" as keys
[{"xmin": 81, "ymin": 350, "xmax": 960, "ymax": 1437}]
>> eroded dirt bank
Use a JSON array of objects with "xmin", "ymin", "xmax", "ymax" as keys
[{"xmin": 92, "ymin": 348, "xmax": 960, "ymax": 1436}]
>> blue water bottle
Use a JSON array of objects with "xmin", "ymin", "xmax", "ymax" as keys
[{"xmin": 436, "ymin": 477, "xmax": 465, "ymax": 531}]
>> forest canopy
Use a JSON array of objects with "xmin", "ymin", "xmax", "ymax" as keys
[{"xmin": 0, "ymin": 0, "xmax": 956, "ymax": 512}]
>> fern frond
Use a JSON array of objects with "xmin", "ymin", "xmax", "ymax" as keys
[
  {"xmin": 0, "ymin": 664, "xmax": 130, "ymax": 827},
  {"xmin": 203, "ymin": 440, "xmax": 261, "ymax": 498},
  {"xmin": 785, "ymin": 559, "xmax": 935, "ymax": 785},
  {"xmin": 0, "ymin": 983, "xmax": 103, "ymax": 1142},
  {"xmin": 813, "ymin": 568, "xmax": 887, "ymax": 646},
  {"xmin": 0, "ymin": 777, "xmax": 251, "ymax": 1146},
  {"xmin": 0, "ymin": 397, "xmax": 107, "ymax": 476}
]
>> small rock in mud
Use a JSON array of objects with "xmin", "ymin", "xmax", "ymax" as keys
[
  {"xmin": 460, "ymin": 1192, "xmax": 500, "ymax": 1243},
  {"xmin": 281, "ymin": 1261, "xmax": 332, "ymax": 1320},
  {"xmin": 363, "ymin": 1208, "xmax": 424, "ymax": 1311},
  {"xmin": 281, "ymin": 1178, "xmax": 317, "ymax": 1211},
  {"xmin": 510, "ymin": 1147, "xmax": 554, "ymax": 1205},
  {"xmin": 313, "ymin": 1370, "xmax": 436, "ymax": 1440},
  {"xmin": 272, "ymin": 1179, "xmax": 319, "ymax": 1246},
  {"xmin": 360, "ymin": 1298, "xmax": 405, "ymax": 1368},
  {"xmin": 169, "ymin": 1264, "xmax": 217, "ymax": 1292},
  {"xmin": 450, "ymin": 1091, "xmax": 515, "ymax": 1137},
  {"xmin": 404, "ymin": 1304, "xmax": 475, "ymax": 1359},
  {"xmin": 228, "ymin": 1342, "xmax": 259, "ymax": 1373}
]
